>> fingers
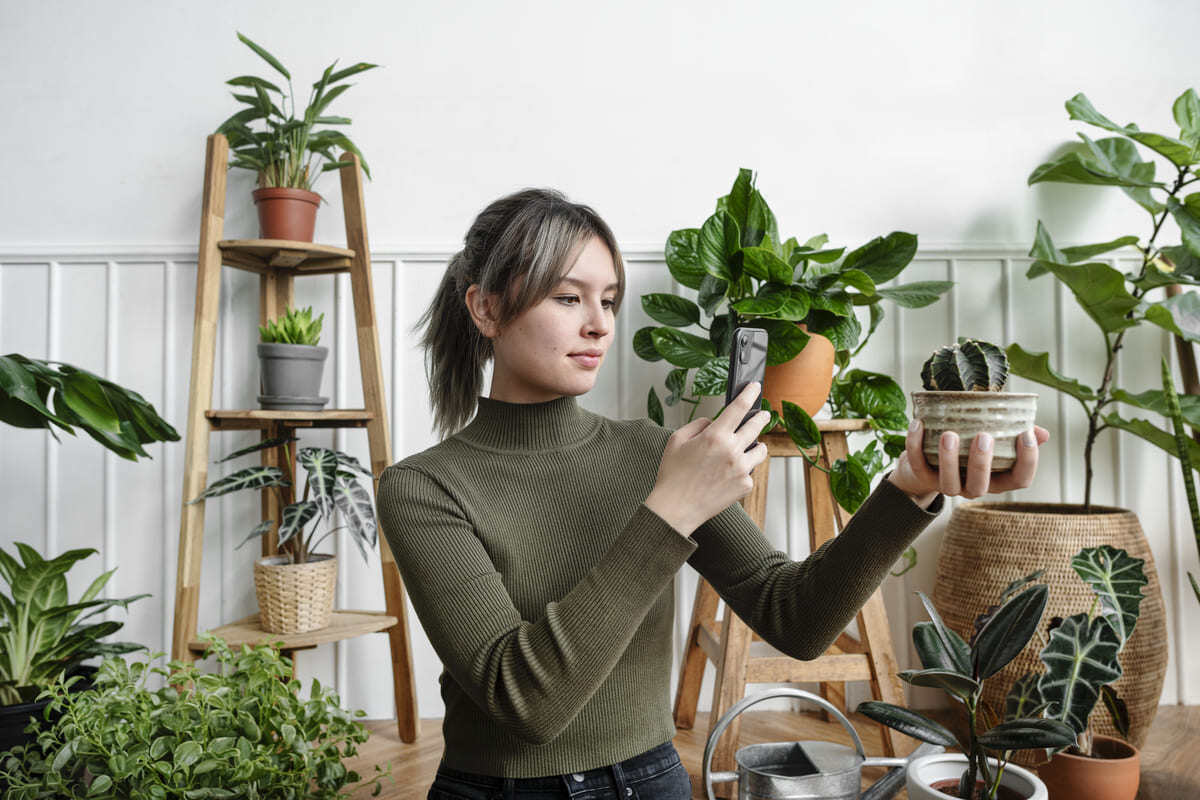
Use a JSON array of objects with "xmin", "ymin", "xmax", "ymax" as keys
[
  {"xmin": 960, "ymin": 432, "xmax": 994, "ymax": 498},
  {"xmin": 938, "ymin": 431, "xmax": 962, "ymax": 496},
  {"xmin": 989, "ymin": 427, "xmax": 1040, "ymax": 493},
  {"xmin": 714, "ymin": 381, "xmax": 763, "ymax": 436},
  {"xmin": 906, "ymin": 419, "xmax": 937, "ymax": 483}
]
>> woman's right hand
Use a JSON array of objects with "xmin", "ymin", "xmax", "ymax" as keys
[{"xmin": 645, "ymin": 382, "xmax": 771, "ymax": 537}]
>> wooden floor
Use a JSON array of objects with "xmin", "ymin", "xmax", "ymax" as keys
[{"xmin": 346, "ymin": 705, "xmax": 1200, "ymax": 799}]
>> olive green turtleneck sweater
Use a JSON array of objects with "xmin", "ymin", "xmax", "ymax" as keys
[{"xmin": 376, "ymin": 395, "xmax": 944, "ymax": 777}]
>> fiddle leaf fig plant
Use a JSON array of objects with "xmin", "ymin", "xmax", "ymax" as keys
[
  {"xmin": 858, "ymin": 573, "xmax": 1076, "ymax": 800},
  {"xmin": 215, "ymin": 31, "xmax": 379, "ymax": 192},
  {"xmin": 1013, "ymin": 88, "xmax": 1200, "ymax": 509},
  {"xmin": 188, "ymin": 436, "xmax": 377, "ymax": 565},
  {"xmin": 0, "ymin": 635, "xmax": 392, "ymax": 798},
  {"xmin": 637, "ymin": 169, "xmax": 952, "ymax": 553}
]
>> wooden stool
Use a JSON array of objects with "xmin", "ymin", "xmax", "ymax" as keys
[{"xmin": 673, "ymin": 419, "xmax": 914, "ymax": 798}]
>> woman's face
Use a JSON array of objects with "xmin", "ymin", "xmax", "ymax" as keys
[{"xmin": 468, "ymin": 235, "xmax": 619, "ymax": 404}]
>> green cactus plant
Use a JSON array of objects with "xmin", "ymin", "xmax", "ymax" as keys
[
  {"xmin": 259, "ymin": 305, "xmax": 324, "ymax": 346},
  {"xmin": 921, "ymin": 337, "xmax": 1010, "ymax": 392}
]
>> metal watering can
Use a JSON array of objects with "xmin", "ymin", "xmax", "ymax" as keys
[{"xmin": 702, "ymin": 688, "xmax": 944, "ymax": 800}]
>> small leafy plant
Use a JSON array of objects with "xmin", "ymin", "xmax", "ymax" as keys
[
  {"xmin": 259, "ymin": 305, "xmax": 324, "ymax": 346},
  {"xmin": 921, "ymin": 338, "xmax": 1010, "ymax": 392},
  {"xmin": 215, "ymin": 32, "xmax": 378, "ymax": 192},
  {"xmin": 0, "ymin": 543, "xmax": 147, "ymax": 707},
  {"xmin": 0, "ymin": 635, "xmax": 392, "ymax": 799},
  {"xmin": 637, "ymin": 168, "xmax": 953, "ymax": 525},
  {"xmin": 857, "ymin": 574, "xmax": 1076, "ymax": 800},
  {"xmin": 0, "ymin": 353, "xmax": 179, "ymax": 461},
  {"xmin": 189, "ymin": 436, "xmax": 377, "ymax": 565}
]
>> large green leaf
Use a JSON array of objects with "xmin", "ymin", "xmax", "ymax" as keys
[
  {"xmin": 1174, "ymin": 89, "xmax": 1200, "ymax": 146},
  {"xmin": 875, "ymin": 280, "xmax": 954, "ymax": 309},
  {"xmin": 1070, "ymin": 546, "xmax": 1147, "ymax": 646},
  {"xmin": 691, "ymin": 358, "xmax": 728, "ymax": 397},
  {"xmin": 840, "ymin": 232, "xmax": 918, "ymax": 284},
  {"xmin": 665, "ymin": 229, "xmax": 706, "ymax": 290},
  {"xmin": 633, "ymin": 326, "xmax": 663, "ymax": 362},
  {"xmin": 1112, "ymin": 386, "xmax": 1200, "ymax": 428},
  {"xmin": 697, "ymin": 210, "xmax": 741, "ymax": 283},
  {"xmin": 1102, "ymin": 410, "xmax": 1200, "ymax": 466},
  {"xmin": 641, "ymin": 293, "xmax": 701, "ymax": 327},
  {"xmin": 731, "ymin": 283, "xmax": 789, "ymax": 317},
  {"xmin": 332, "ymin": 475, "xmax": 378, "ymax": 557},
  {"xmin": 1067, "ymin": 92, "xmax": 1197, "ymax": 166},
  {"xmin": 840, "ymin": 370, "xmax": 905, "ymax": 420},
  {"xmin": 1005, "ymin": 672, "xmax": 1046, "ymax": 721},
  {"xmin": 971, "ymin": 585, "xmax": 1048, "ymax": 679},
  {"xmin": 916, "ymin": 590, "xmax": 972, "ymax": 676},
  {"xmin": 0, "ymin": 355, "xmax": 67, "ymax": 426},
  {"xmin": 977, "ymin": 718, "xmax": 1077, "ymax": 751},
  {"xmin": 234, "ymin": 32, "xmax": 292, "ymax": 83},
  {"xmin": 829, "ymin": 457, "xmax": 870, "ymax": 513},
  {"xmin": 856, "ymin": 701, "xmax": 960, "ymax": 747},
  {"xmin": 1039, "ymin": 613, "xmax": 1123, "ymax": 735},
  {"xmin": 298, "ymin": 447, "xmax": 339, "ymax": 513},
  {"xmin": 649, "ymin": 328, "xmax": 716, "ymax": 368},
  {"xmin": 1062, "ymin": 236, "xmax": 1141, "ymax": 263},
  {"xmin": 1006, "ymin": 343, "xmax": 1096, "ymax": 403},
  {"xmin": 1168, "ymin": 196, "xmax": 1200, "ymax": 259},
  {"xmin": 754, "ymin": 319, "xmax": 810, "ymax": 365},
  {"xmin": 913, "ymin": 621, "xmax": 972, "ymax": 674},
  {"xmin": 215, "ymin": 434, "xmax": 297, "ymax": 464},
  {"xmin": 898, "ymin": 668, "xmax": 981, "ymax": 700},
  {"xmin": 277, "ymin": 501, "xmax": 320, "ymax": 549},
  {"xmin": 781, "ymin": 400, "xmax": 820, "ymax": 450},
  {"xmin": 1140, "ymin": 290, "xmax": 1200, "ymax": 344},
  {"xmin": 189, "ymin": 466, "xmax": 289, "ymax": 503},
  {"xmin": 60, "ymin": 370, "xmax": 121, "ymax": 434},
  {"xmin": 1039, "ymin": 260, "xmax": 1141, "ymax": 334}
]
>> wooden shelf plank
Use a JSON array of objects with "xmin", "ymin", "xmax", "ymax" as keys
[
  {"xmin": 205, "ymin": 409, "xmax": 373, "ymax": 430},
  {"xmin": 218, "ymin": 239, "xmax": 356, "ymax": 275},
  {"xmin": 188, "ymin": 610, "xmax": 398, "ymax": 653}
]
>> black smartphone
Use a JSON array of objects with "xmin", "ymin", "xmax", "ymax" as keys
[{"xmin": 725, "ymin": 326, "xmax": 769, "ymax": 450}]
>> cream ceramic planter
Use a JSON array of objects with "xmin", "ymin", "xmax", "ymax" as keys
[
  {"xmin": 907, "ymin": 753, "xmax": 1047, "ymax": 800},
  {"xmin": 911, "ymin": 390, "xmax": 1038, "ymax": 471}
]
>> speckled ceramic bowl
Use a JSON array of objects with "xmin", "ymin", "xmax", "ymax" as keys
[{"xmin": 911, "ymin": 390, "xmax": 1038, "ymax": 471}]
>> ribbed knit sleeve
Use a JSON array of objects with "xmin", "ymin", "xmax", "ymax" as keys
[
  {"xmin": 376, "ymin": 463, "xmax": 698, "ymax": 746},
  {"xmin": 688, "ymin": 470, "xmax": 944, "ymax": 661}
]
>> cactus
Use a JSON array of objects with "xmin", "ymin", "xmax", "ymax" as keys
[{"xmin": 921, "ymin": 337, "xmax": 1009, "ymax": 391}]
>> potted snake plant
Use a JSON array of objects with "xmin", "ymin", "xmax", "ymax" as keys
[
  {"xmin": 188, "ymin": 436, "xmax": 378, "ymax": 635},
  {"xmin": 214, "ymin": 32, "xmax": 378, "ymax": 242},
  {"xmin": 258, "ymin": 305, "xmax": 328, "ymax": 410},
  {"xmin": 911, "ymin": 337, "xmax": 1039, "ymax": 472}
]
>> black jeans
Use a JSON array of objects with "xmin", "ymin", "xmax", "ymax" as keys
[{"xmin": 427, "ymin": 739, "xmax": 692, "ymax": 800}]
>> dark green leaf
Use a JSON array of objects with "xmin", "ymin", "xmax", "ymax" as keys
[
  {"xmin": 972, "ymin": 585, "xmax": 1048, "ymax": 679},
  {"xmin": 916, "ymin": 590, "xmax": 972, "ymax": 675},
  {"xmin": 647, "ymin": 387, "xmax": 663, "ymax": 426},
  {"xmin": 781, "ymin": 400, "xmax": 820, "ymax": 450},
  {"xmin": 1100, "ymin": 684, "xmax": 1131, "ymax": 739},
  {"xmin": 1005, "ymin": 672, "xmax": 1045, "ymax": 721},
  {"xmin": 1005, "ymin": 343, "xmax": 1097, "ymax": 403},
  {"xmin": 665, "ymin": 229, "xmax": 706, "ymax": 290},
  {"xmin": 697, "ymin": 210, "xmax": 741, "ymax": 283},
  {"xmin": 898, "ymin": 668, "xmax": 981, "ymax": 700},
  {"xmin": 633, "ymin": 326, "xmax": 664, "ymax": 362},
  {"xmin": 856, "ymin": 701, "xmax": 959, "ymax": 747},
  {"xmin": 1070, "ymin": 545, "xmax": 1147, "ymax": 646},
  {"xmin": 215, "ymin": 434, "xmax": 297, "ymax": 463},
  {"xmin": 1039, "ymin": 613, "xmax": 1123, "ymax": 735},
  {"xmin": 913, "ymin": 621, "xmax": 971, "ymax": 674},
  {"xmin": 840, "ymin": 232, "xmax": 918, "ymax": 284},
  {"xmin": 977, "ymin": 718, "xmax": 1077, "ymax": 751},
  {"xmin": 692, "ymin": 358, "xmax": 729, "ymax": 397},
  {"xmin": 649, "ymin": 328, "xmax": 716, "ymax": 368},
  {"xmin": 875, "ymin": 280, "xmax": 954, "ymax": 309},
  {"xmin": 829, "ymin": 457, "xmax": 870, "ymax": 513},
  {"xmin": 189, "ymin": 466, "xmax": 288, "ymax": 503},
  {"xmin": 641, "ymin": 293, "xmax": 701, "ymax": 327}
]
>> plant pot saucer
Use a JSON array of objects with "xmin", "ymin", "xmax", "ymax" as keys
[{"xmin": 257, "ymin": 394, "xmax": 329, "ymax": 411}]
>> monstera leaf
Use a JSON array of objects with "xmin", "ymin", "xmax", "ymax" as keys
[
  {"xmin": 1038, "ymin": 613, "xmax": 1123, "ymax": 735},
  {"xmin": 1070, "ymin": 545, "xmax": 1148, "ymax": 646}
]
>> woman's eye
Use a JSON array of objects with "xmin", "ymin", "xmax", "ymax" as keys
[{"xmin": 556, "ymin": 295, "xmax": 579, "ymax": 304}]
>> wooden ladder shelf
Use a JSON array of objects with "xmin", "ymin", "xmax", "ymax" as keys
[
  {"xmin": 673, "ymin": 419, "xmax": 913, "ymax": 798},
  {"xmin": 170, "ymin": 133, "xmax": 419, "ymax": 743}
]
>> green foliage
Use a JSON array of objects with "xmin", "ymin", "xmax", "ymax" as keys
[
  {"xmin": 0, "ymin": 353, "xmax": 180, "ymax": 461},
  {"xmin": 0, "ymin": 543, "xmax": 147, "ymax": 706},
  {"xmin": 189, "ymin": 437, "xmax": 377, "ymax": 566},
  {"xmin": 1016, "ymin": 89, "xmax": 1200, "ymax": 507},
  {"xmin": 0, "ymin": 636, "xmax": 392, "ymax": 798},
  {"xmin": 215, "ymin": 32, "xmax": 379, "ymax": 191},
  {"xmin": 259, "ymin": 306, "xmax": 324, "ymax": 346},
  {"xmin": 857, "ymin": 574, "xmax": 1076, "ymax": 800},
  {"xmin": 1160, "ymin": 356, "xmax": 1200, "ymax": 606},
  {"xmin": 921, "ymin": 338, "xmax": 1009, "ymax": 392},
  {"xmin": 640, "ymin": 169, "xmax": 951, "ymax": 566}
]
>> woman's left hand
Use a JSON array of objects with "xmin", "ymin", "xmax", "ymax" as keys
[{"xmin": 886, "ymin": 420, "xmax": 1050, "ymax": 508}]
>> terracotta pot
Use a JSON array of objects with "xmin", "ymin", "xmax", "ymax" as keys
[
  {"xmin": 933, "ymin": 503, "xmax": 1168, "ymax": 766},
  {"xmin": 762, "ymin": 323, "xmax": 835, "ymax": 424},
  {"xmin": 252, "ymin": 186, "xmax": 321, "ymax": 242},
  {"xmin": 911, "ymin": 390, "xmax": 1038, "ymax": 470},
  {"xmin": 1036, "ymin": 735, "xmax": 1140, "ymax": 800}
]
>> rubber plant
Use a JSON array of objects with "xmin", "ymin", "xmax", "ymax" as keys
[
  {"xmin": 1012, "ymin": 88, "xmax": 1200, "ymax": 509},
  {"xmin": 857, "ymin": 573, "xmax": 1076, "ymax": 799},
  {"xmin": 636, "ymin": 168, "xmax": 953, "ymax": 573}
]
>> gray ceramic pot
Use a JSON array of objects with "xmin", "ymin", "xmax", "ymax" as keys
[
  {"xmin": 911, "ymin": 390, "xmax": 1037, "ymax": 471},
  {"xmin": 257, "ymin": 342, "xmax": 329, "ymax": 411}
]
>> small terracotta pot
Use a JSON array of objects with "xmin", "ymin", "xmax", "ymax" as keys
[
  {"xmin": 762, "ymin": 323, "xmax": 835, "ymax": 425},
  {"xmin": 1035, "ymin": 735, "xmax": 1140, "ymax": 800},
  {"xmin": 252, "ymin": 186, "xmax": 321, "ymax": 242},
  {"xmin": 911, "ymin": 389, "xmax": 1037, "ymax": 470}
]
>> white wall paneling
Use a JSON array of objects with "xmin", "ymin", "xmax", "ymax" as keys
[{"xmin": 2, "ymin": 244, "xmax": 1197, "ymax": 721}]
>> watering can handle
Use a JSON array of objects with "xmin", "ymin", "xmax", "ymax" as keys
[{"xmin": 702, "ymin": 688, "xmax": 866, "ymax": 800}]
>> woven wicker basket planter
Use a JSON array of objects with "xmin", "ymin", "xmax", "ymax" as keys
[
  {"xmin": 253, "ymin": 553, "xmax": 337, "ymax": 634},
  {"xmin": 932, "ymin": 501, "xmax": 1168, "ymax": 766}
]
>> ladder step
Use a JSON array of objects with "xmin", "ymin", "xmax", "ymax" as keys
[
  {"xmin": 219, "ymin": 239, "xmax": 355, "ymax": 275},
  {"xmin": 189, "ymin": 609, "xmax": 398, "ymax": 653},
  {"xmin": 205, "ymin": 409, "xmax": 374, "ymax": 430}
]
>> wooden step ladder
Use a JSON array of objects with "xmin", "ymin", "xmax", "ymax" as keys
[
  {"xmin": 673, "ymin": 419, "xmax": 913, "ymax": 798},
  {"xmin": 170, "ymin": 132, "xmax": 419, "ymax": 743}
]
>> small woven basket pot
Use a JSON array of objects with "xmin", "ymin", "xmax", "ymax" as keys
[
  {"xmin": 253, "ymin": 553, "xmax": 337, "ymax": 634},
  {"xmin": 932, "ymin": 502, "xmax": 1168, "ymax": 767}
]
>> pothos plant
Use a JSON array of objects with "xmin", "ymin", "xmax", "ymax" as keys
[
  {"xmin": 636, "ymin": 168, "xmax": 952, "ymax": 572},
  {"xmin": 188, "ymin": 435, "xmax": 378, "ymax": 565},
  {"xmin": 1011, "ymin": 88, "xmax": 1200, "ymax": 510}
]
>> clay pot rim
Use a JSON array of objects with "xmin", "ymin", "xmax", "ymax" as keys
[
  {"xmin": 256, "ymin": 553, "xmax": 336, "ymax": 568},
  {"xmin": 251, "ymin": 186, "xmax": 322, "ymax": 203},
  {"xmin": 952, "ymin": 501, "xmax": 1138, "ymax": 518},
  {"xmin": 911, "ymin": 390, "xmax": 1039, "ymax": 398},
  {"xmin": 1050, "ymin": 734, "xmax": 1139, "ymax": 763}
]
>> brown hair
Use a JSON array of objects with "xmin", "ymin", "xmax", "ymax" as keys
[{"xmin": 411, "ymin": 188, "xmax": 626, "ymax": 440}]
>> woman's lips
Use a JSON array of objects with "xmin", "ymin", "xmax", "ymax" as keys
[{"xmin": 570, "ymin": 354, "xmax": 601, "ymax": 368}]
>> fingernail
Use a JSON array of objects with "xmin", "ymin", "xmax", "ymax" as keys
[
  {"xmin": 909, "ymin": 418, "xmax": 920, "ymax": 433},
  {"xmin": 977, "ymin": 432, "xmax": 992, "ymax": 452},
  {"xmin": 1021, "ymin": 429, "xmax": 1036, "ymax": 447},
  {"xmin": 944, "ymin": 432, "xmax": 959, "ymax": 449}
]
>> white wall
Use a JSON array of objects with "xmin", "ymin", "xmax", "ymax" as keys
[{"xmin": 1, "ymin": 0, "xmax": 1198, "ymax": 727}]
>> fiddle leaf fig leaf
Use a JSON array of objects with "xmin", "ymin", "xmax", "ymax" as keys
[{"xmin": 1006, "ymin": 343, "xmax": 1097, "ymax": 403}]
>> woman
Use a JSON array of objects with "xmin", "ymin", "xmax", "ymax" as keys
[{"xmin": 376, "ymin": 188, "xmax": 1048, "ymax": 800}]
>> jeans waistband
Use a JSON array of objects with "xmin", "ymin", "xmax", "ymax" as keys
[{"xmin": 435, "ymin": 739, "xmax": 680, "ymax": 789}]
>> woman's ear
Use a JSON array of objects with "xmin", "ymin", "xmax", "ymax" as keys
[{"xmin": 464, "ymin": 284, "xmax": 500, "ymax": 339}]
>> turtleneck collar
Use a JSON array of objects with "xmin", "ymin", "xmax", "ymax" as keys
[{"xmin": 456, "ymin": 394, "xmax": 601, "ymax": 452}]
